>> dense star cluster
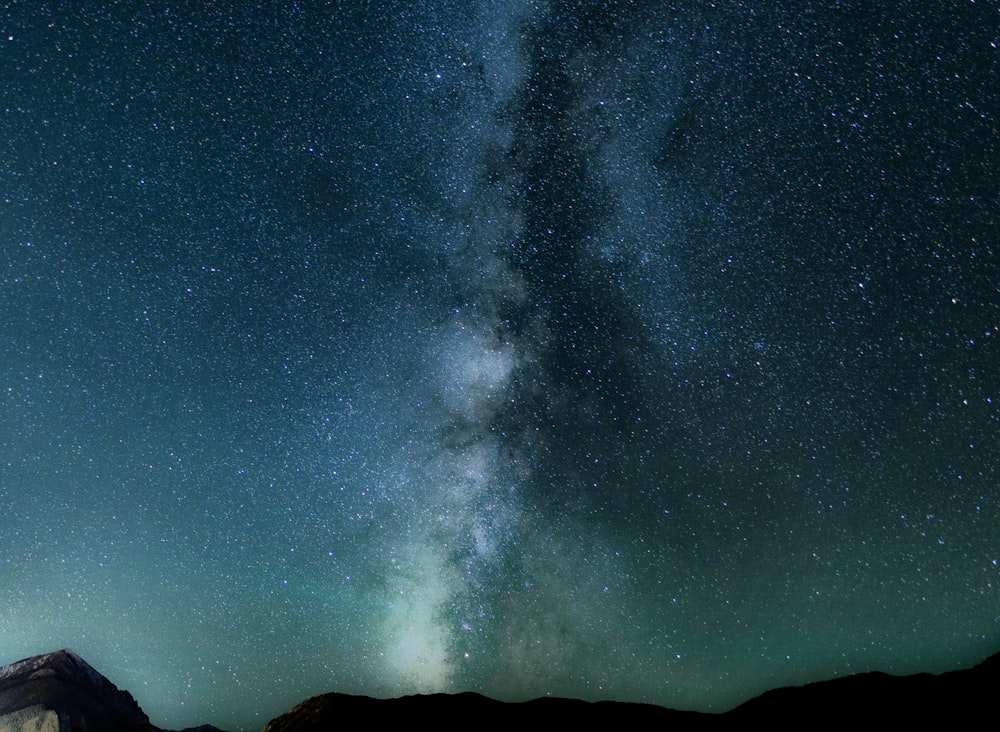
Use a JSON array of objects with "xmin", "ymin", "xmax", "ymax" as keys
[{"xmin": 2, "ymin": 2, "xmax": 998, "ymax": 731}]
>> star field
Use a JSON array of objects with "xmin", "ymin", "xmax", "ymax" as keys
[{"xmin": 1, "ymin": 2, "xmax": 998, "ymax": 730}]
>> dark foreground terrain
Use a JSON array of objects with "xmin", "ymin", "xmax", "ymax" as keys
[{"xmin": 1, "ymin": 648, "xmax": 996, "ymax": 731}]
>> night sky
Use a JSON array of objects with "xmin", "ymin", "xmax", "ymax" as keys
[{"xmin": 2, "ymin": 2, "xmax": 998, "ymax": 730}]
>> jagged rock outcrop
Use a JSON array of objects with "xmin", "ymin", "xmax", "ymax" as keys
[
  {"xmin": 0, "ymin": 650, "xmax": 231, "ymax": 732},
  {"xmin": 0, "ymin": 649, "xmax": 157, "ymax": 732}
]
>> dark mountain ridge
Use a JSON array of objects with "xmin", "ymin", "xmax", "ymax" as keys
[
  {"xmin": 260, "ymin": 649, "xmax": 1000, "ymax": 729},
  {"xmin": 726, "ymin": 649, "xmax": 1000, "ymax": 724},
  {"xmin": 1, "ymin": 648, "xmax": 997, "ymax": 731}
]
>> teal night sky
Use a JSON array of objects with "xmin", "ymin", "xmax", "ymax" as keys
[{"xmin": 2, "ymin": 2, "xmax": 998, "ymax": 730}]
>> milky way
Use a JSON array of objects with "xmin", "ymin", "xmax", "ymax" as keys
[{"xmin": 2, "ymin": 3, "xmax": 998, "ymax": 730}]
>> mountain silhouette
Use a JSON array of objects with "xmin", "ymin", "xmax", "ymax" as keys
[
  {"xmin": 261, "ymin": 650, "xmax": 1000, "ymax": 729},
  {"xmin": 2, "ymin": 648, "xmax": 997, "ymax": 731}
]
